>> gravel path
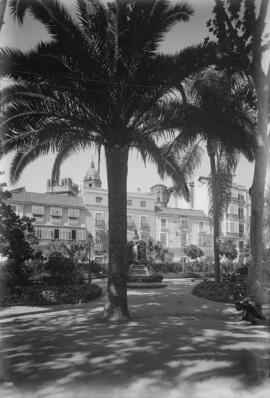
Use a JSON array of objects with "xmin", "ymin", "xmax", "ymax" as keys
[{"xmin": 0, "ymin": 279, "xmax": 269, "ymax": 398}]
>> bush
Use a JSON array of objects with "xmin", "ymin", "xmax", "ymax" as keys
[
  {"xmin": 0, "ymin": 259, "xmax": 34, "ymax": 286},
  {"xmin": 43, "ymin": 252, "xmax": 83, "ymax": 285},
  {"xmin": 0, "ymin": 282, "xmax": 102, "ymax": 306},
  {"xmin": 148, "ymin": 262, "xmax": 183, "ymax": 274},
  {"xmin": 128, "ymin": 274, "xmax": 163, "ymax": 283},
  {"xmin": 192, "ymin": 279, "xmax": 247, "ymax": 303}
]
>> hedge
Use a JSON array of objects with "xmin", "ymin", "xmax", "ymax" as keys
[{"xmin": 0, "ymin": 282, "xmax": 102, "ymax": 306}]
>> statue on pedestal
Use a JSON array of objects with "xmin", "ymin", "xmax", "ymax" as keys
[{"xmin": 132, "ymin": 230, "xmax": 140, "ymax": 262}]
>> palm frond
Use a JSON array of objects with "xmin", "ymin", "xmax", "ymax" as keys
[
  {"xmin": 134, "ymin": 136, "xmax": 190, "ymax": 200},
  {"xmin": 208, "ymin": 148, "xmax": 239, "ymax": 219}
]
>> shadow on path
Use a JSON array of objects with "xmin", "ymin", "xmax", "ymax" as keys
[{"xmin": 0, "ymin": 280, "xmax": 269, "ymax": 397}]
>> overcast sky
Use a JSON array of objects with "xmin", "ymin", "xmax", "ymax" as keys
[{"xmin": 0, "ymin": 0, "xmax": 255, "ymax": 194}]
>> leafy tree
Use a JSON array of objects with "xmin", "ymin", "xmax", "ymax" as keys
[
  {"xmin": 205, "ymin": 0, "xmax": 270, "ymax": 308},
  {"xmin": 0, "ymin": 179, "xmax": 38, "ymax": 279},
  {"xmin": 0, "ymin": 0, "xmax": 220, "ymax": 320},
  {"xmin": 184, "ymin": 244, "xmax": 204, "ymax": 262},
  {"xmin": 219, "ymin": 239, "xmax": 238, "ymax": 261}
]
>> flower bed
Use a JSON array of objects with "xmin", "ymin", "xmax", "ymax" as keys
[
  {"xmin": 0, "ymin": 283, "xmax": 102, "ymax": 306},
  {"xmin": 192, "ymin": 279, "xmax": 247, "ymax": 303}
]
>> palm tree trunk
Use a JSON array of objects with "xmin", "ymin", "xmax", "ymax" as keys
[
  {"xmin": 104, "ymin": 146, "xmax": 130, "ymax": 320},
  {"xmin": 208, "ymin": 142, "xmax": 221, "ymax": 283},
  {"xmin": 248, "ymin": 73, "xmax": 269, "ymax": 307},
  {"xmin": 0, "ymin": 0, "xmax": 7, "ymax": 33}
]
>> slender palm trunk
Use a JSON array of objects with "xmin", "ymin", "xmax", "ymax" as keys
[
  {"xmin": 248, "ymin": 74, "xmax": 269, "ymax": 307},
  {"xmin": 208, "ymin": 142, "xmax": 221, "ymax": 283},
  {"xmin": 0, "ymin": 0, "xmax": 7, "ymax": 33},
  {"xmin": 104, "ymin": 146, "xmax": 130, "ymax": 320}
]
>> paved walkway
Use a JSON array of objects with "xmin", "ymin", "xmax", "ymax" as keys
[{"xmin": 0, "ymin": 279, "xmax": 269, "ymax": 398}]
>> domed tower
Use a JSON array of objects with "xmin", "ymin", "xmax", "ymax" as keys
[
  {"xmin": 83, "ymin": 161, "xmax": 102, "ymax": 189},
  {"xmin": 150, "ymin": 184, "xmax": 171, "ymax": 207}
]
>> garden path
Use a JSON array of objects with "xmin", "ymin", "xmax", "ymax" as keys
[{"xmin": 0, "ymin": 279, "xmax": 269, "ymax": 398}]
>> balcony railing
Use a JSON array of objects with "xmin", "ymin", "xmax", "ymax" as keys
[{"xmin": 95, "ymin": 219, "xmax": 106, "ymax": 228}]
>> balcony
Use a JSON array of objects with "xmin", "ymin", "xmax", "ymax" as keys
[
  {"xmin": 127, "ymin": 220, "xmax": 136, "ymax": 230},
  {"xmin": 140, "ymin": 222, "xmax": 150, "ymax": 231},
  {"xmin": 95, "ymin": 220, "xmax": 106, "ymax": 229}
]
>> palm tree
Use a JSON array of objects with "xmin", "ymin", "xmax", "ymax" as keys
[
  {"xmin": 162, "ymin": 67, "xmax": 256, "ymax": 282},
  {"xmin": 0, "ymin": 0, "xmax": 219, "ymax": 319}
]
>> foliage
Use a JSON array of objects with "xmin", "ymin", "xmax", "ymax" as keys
[
  {"xmin": 184, "ymin": 244, "xmax": 204, "ymax": 260},
  {"xmin": 0, "ymin": 182, "xmax": 38, "ymax": 265},
  {"xmin": 219, "ymin": 239, "xmax": 238, "ymax": 261},
  {"xmin": 148, "ymin": 261, "xmax": 183, "ymax": 274},
  {"xmin": 0, "ymin": 282, "xmax": 102, "ymax": 306},
  {"xmin": 192, "ymin": 279, "xmax": 247, "ymax": 303},
  {"xmin": 43, "ymin": 252, "xmax": 83, "ymax": 285},
  {"xmin": 148, "ymin": 240, "xmax": 169, "ymax": 263}
]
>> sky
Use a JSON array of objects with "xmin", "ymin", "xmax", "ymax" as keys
[{"xmin": 0, "ymin": 0, "xmax": 256, "ymax": 194}]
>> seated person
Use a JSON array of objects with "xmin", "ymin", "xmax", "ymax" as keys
[{"xmin": 233, "ymin": 292, "xmax": 266, "ymax": 324}]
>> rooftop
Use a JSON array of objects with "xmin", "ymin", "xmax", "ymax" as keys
[
  {"xmin": 9, "ymin": 189, "xmax": 85, "ymax": 208},
  {"xmin": 156, "ymin": 206, "xmax": 209, "ymax": 218}
]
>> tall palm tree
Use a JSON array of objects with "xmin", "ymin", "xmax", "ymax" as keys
[
  {"xmin": 0, "ymin": 0, "xmax": 219, "ymax": 319},
  {"xmin": 161, "ymin": 67, "xmax": 256, "ymax": 282}
]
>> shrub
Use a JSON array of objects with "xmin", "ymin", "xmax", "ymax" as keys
[
  {"xmin": 192, "ymin": 279, "xmax": 247, "ymax": 303},
  {"xmin": 43, "ymin": 252, "xmax": 83, "ymax": 285},
  {"xmin": 0, "ymin": 282, "xmax": 102, "ymax": 306},
  {"xmin": 128, "ymin": 274, "xmax": 163, "ymax": 283},
  {"xmin": 0, "ymin": 259, "xmax": 34, "ymax": 286},
  {"xmin": 148, "ymin": 262, "xmax": 183, "ymax": 274}
]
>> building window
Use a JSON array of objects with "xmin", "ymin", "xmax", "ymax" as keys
[
  {"xmin": 68, "ymin": 208, "xmax": 79, "ymax": 218},
  {"xmin": 33, "ymin": 214, "xmax": 43, "ymax": 222},
  {"xmin": 54, "ymin": 229, "xmax": 59, "ymax": 240},
  {"xmin": 238, "ymin": 207, "xmax": 244, "ymax": 220},
  {"xmin": 140, "ymin": 200, "xmax": 146, "ymax": 208},
  {"xmin": 140, "ymin": 215, "xmax": 148, "ymax": 226},
  {"xmin": 228, "ymin": 204, "xmax": 238, "ymax": 215},
  {"xmin": 238, "ymin": 194, "xmax": 245, "ymax": 202},
  {"xmin": 71, "ymin": 230, "xmax": 76, "ymax": 240},
  {"xmin": 50, "ymin": 207, "xmax": 63, "ymax": 217},
  {"xmin": 95, "ymin": 230, "xmax": 103, "ymax": 244},
  {"xmin": 32, "ymin": 205, "xmax": 44, "ymax": 215},
  {"xmin": 160, "ymin": 232, "xmax": 168, "ymax": 247},
  {"xmin": 127, "ymin": 199, "xmax": 132, "ymax": 206},
  {"xmin": 199, "ymin": 221, "xmax": 204, "ymax": 232},
  {"xmin": 96, "ymin": 197, "xmax": 103, "ymax": 203},
  {"xmin": 239, "ymin": 223, "xmax": 245, "ymax": 237},
  {"xmin": 160, "ymin": 218, "xmax": 167, "ymax": 229},
  {"xmin": 231, "ymin": 190, "xmax": 238, "ymax": 198},
  {"xmin": 95, "ymin": 212, "xmax": 104, "ymax": 226},
  {"xmin": 182, "ymin": 217, "xmax": 188, "ymax": 229},
  {"xmin": 199, "ymin": 234, "xmax": 212, "ymax": 246},
  {"xmin": 140, "ymin": 232, "xmax": 149, "ymax": 242},
  {"xmin": 35, "ymin": 228, "xmax": 42, "ymax": 239},
  {"xmin": 127, "ymin": 214, "xmax": 134, "ymax": 228},
  {"xmin": 226, "ymin": 221, "xmax": 239, "ymax": 234}
]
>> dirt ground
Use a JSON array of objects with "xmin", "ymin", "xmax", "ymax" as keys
[{"xmin": 0, "ymin": 279, "xmax": 269, "ymax": 398}]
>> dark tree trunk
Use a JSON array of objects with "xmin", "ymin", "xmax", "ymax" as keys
[
  {"xmin": 248, "ymin": 71, "xmax": 269, "ymax": 307},
  {"xmin": 208, "ymin": 142, "xmax": 221, "ymax": 283},
  {"xmin": 103, "ymin": 146, "xmax": 130, "ymax": 320}
]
